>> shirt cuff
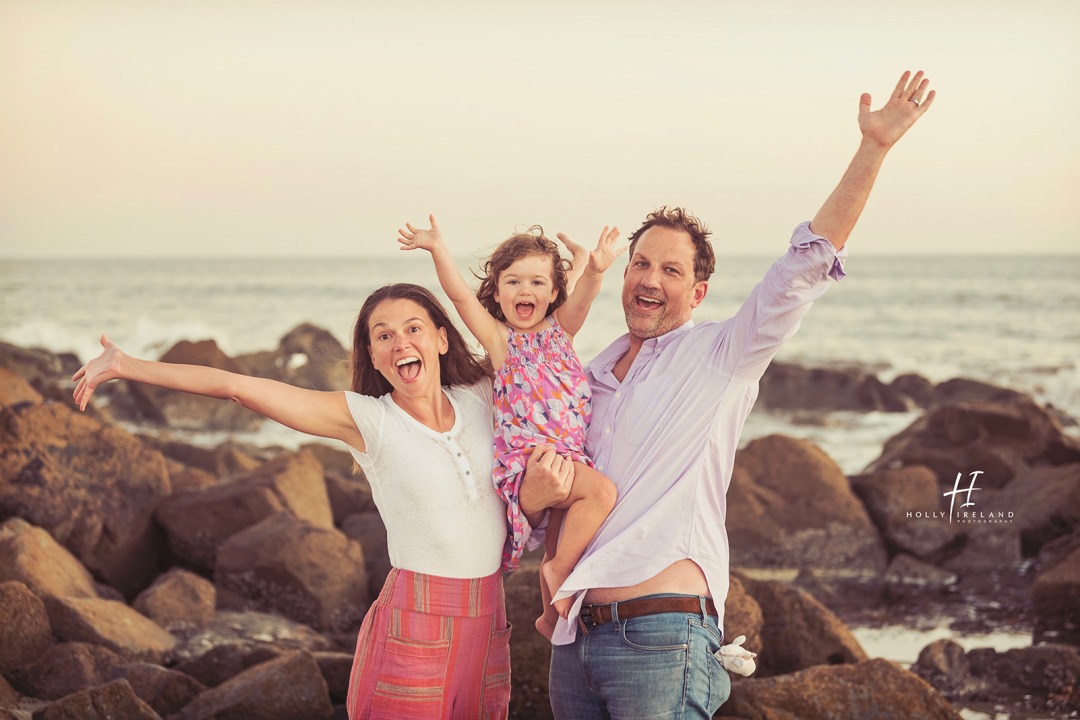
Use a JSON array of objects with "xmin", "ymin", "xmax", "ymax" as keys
[
  {"xmin": 524, "ymin": 510, "xmax": 550, "ymax": 551},
  {"xmin": 791, "ymin": 221, "xmax": 848, "ymax": 281}
]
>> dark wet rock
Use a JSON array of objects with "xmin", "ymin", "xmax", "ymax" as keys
[
  {"xmin": 8, "ymin": 643, "xmax": 126, "ymax": 701},
  {"xmin": 108, "ymin": 663, "xmax": 205, "ymax": 717},
  {"xmin": 1033, "ymin": 544, "xmax": 1080, "ymax": 644},
  {"xmin": 0, "ymin": 581, "xmax": 53, "ymax": 674},
  {"xmin": 124, "ymin": 339, "xmax": 263, "ymax": 431},
  {"xmin": 34, "ymin": 678, "xmax": 162, "ymax": 720},
  {"xmin": 0, "ymin": 404, "xmax": 171, "ymax": 596},
  {"xmin": 170, "ymin": 650, "xmax": 332, "ymax": 720},
  {"xmin": 719, "ymin": 658, "xmax": 962, "ymax": 720},
  {"xmin": 43, "ymin": 597, "xmax": 176, "ymax": 664},
  {"xmin": 132, "ymin": 568, "xmax": 216, "ymax": 633},
  {"xmin": 215, "ymin": 513, "xmax": 367, "ymax": 632},
  {"xmin": 142, "ymin": 437, "xmax": 264, "ymax": 481},
  {"xmin": 0, "ymin": 519, "xmax": 99, "ymax": 600},
  {"xmin": 164, "ymin": 460, "xmax": 219, "ymax": 494},
  {"xmin": 0, "ymin": 343, "xmax": 77, "ymax": 387},
  {"xmin": 913, "ymin": 640, "xmax": 1080, "ymax": 714},
  {"xmin": 313, "ymin": 652, "xmax": 353, "ymax": 705},
  {"xmin": 865, "ymin": 399, "xmax": 1080, "ymax": 488},
  {"xmin": 849, "ymin": 465, "xmax": 964, "ymax": 562},
  {"xmin": 737, "ymin": 576, "xmax": 868, "ymax": 677},
  {"xmin": 889, "ymin": 373, "xmax": 936, "ymax": 408},
  {"xmin": 931, "ymin": 378, "xmax": 1031, "ymax": 407},
  {"xmin": 300, "ymin": 443, "xmax": 356, "ymax": 476},
  {"xmin": 1040, "ymin": 529, "xmax": 1080, "ymax": 574},
  {"xmin": 324, "ymin": 472, "xmax": 374, "ymax": 526},
  {"xmin": 155, "ymin": 450, "xmax": 331, "ymax": 572},
  {"xmin": 0, "ymin": 368, "xmax": 42, "ymax": 409},
  {"xmin": 339, "ymin": 512, "xmax": 389, "ymax": 599},
  {"xmin": 503, "ymin": 559, "xmax": 550, "ymax": 719},
  {"xmin": 723, "ymin": 575, "xmax": 764, "ymax": 658},
  {"xmin": 883, "ymin": 554, "xmax": 958, "ymax": 587},
  {"xmin": 276, "ymin": 324, "xmax": 350, "ymax": 392},
  {"xmin": 758, "ymin": 361, "xmax": 911, "ymax": 413},
  {"xmin": 995, "ymin": 463, "xmax": 1080, "ymax": 557},
  {"xmin": 910, "ymin": 639, "xmax": 971, "ymax": 696},
  {"xmin": 171, "ymin": 610, "xmax": 334, "ymax": 686},
  {"xmin": 727, "ymin": 435, "xmax": 888, "ymax": 572}
]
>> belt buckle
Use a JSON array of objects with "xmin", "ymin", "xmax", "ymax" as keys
[{"xmin": 580, "ymin": 604, "xmax": 594, "ymax": 626}]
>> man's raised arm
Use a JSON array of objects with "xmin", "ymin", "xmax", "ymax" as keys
[{"xmin": 811, "ymin": 70, "xmax": 935, "ymax": 250}]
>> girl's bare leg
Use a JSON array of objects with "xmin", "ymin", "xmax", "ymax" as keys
[
  {"xmin": 541, "ymin": 463, "xmax": 617, "ymax": 619},
  {"xmin": 534, "ymin": 509, "xmax": 564, "ymax": 640}
]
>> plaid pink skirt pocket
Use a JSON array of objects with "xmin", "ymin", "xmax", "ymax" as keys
[
  {"xmin": 482, "ymin": 624, "xmax": 512, "ymax": 715},
  {"xmin": 369, "ymin": 632, "xmax": 451, "ymax": 717}
]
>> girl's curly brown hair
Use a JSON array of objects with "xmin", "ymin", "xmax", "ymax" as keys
[{"xmin": 474, "ymin": 227, "xmax": 572, "ymax": 322}]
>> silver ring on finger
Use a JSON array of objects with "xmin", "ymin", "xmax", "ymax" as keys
[{"xmin": 910, "ymin": 98, "xmax": 920, "ymax": 107}]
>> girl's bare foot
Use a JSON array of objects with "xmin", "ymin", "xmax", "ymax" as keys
[
  {"xmin": 535, "ymin": 610, "xmax": 557, "ymax": 640},
  {"xmin": 541, "ymin": 560, "xmax": 575, "ymax": 619}
]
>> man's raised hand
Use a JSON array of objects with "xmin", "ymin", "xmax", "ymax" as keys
[{"xmin": 859, "ymin": 70, "xmax": 936, "ymax": 151}]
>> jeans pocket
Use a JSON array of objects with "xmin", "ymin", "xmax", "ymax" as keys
[
  {"xmin": 619, "ymin": 615, "xmax": 691, "ymax": 652},
  {"xmin": 483, "ymin": 623, "xmax": 512, "ymax": 717},
  {"xmin": 368, "ymin": 633, "xmax": 451, "ymax": 717}
]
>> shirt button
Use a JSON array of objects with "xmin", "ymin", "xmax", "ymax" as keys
[
  {"xmin": 466, "ymin": 471, "xmax": 471, "ymax": 476},
  {"xmin": 457, "ymin": 452, "xmax": 462, "ymax": 457},
  {"xmin": 614, "ymin": 392, "xmax": 622, "ymax": 399},
  {"xmin": 605, "ymin": 427, "xmax": 611, "ymax": 434}
]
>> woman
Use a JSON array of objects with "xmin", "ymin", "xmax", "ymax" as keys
[{"xmin": 73, "ymin": 283, "xmax": 549, "ymax": 719}]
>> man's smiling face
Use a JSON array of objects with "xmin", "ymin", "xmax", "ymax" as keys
[{"xmin": 621, "ymin": 226, "xmax": 708, "ymax": 341}]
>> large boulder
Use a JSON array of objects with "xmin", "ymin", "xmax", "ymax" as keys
[
  {"xmin": 7, "ymin": 642, "xmax": 127, "ymax": 701},
  {"xmin": 758, "ymin": 361, "xmax": 910, "ymax": 412},
  {"xmin": 865, "ymin": 399, "xmax": 1080, "ymax": 487},
  {"xmin": 0, "ymin": 581, "xmax": 53, "ymax": 674},
  {"xmin": 849, "ymin": 465, "xmax": 964, "ymax": 563},
  {"xmin": 171, "ymin": 650, "xmax": 333, "ymax": 720},
  {"xmin": 215, "ymin": 513, "xmax": 367, "ymax": 632},
  {"xmin": 340, "ymin": 511, "xmax": 390, "ymax": 599},
  {"xmin": 0, "ymin": 404, "xmax": 171, "ymax": 595},
  {"xmin": 737, "ymin": 575, "xmax": 868, "ymax": 677},
  {"xmin": 143, "ymin": 437, "xmax": 263, "ymax": 480},
  {"xmin": 126, "ymin": 339, "xmax": 263, "ymax": 431},
  {"xmin": 727, "ymin": 435, "xmax": 887, "ymax": 572},
  {"xmin": 155, "ymin": 450, "xmax": 332, "ymax": 572},
  {"xmin": 276, "ymin": 324, "xmax": 350, "ymax": 391},
  {"xmin": 995, "ymin": 463, "xmax": 1080, "ymax": 556},
  {"xmin": 132, "ymin": 568, "xmax": 216, "ymax": 632},
  {"xmin": 108, "ymin": 663, "xmax": 206, "ymax": 718},
  {"xmin": 0, "ymin": 343, "xmax": 78, "ymax": 387},
  {"xmin": 1033, "ymin": 544, "xmax": 1080, "ymax": 644},
  {"xmin": 912, "ymin": 639, "xmax": 1080, "ymax": 715},
  {"xmin": 723, "ymin": 575, "xmax": 764, "ymax": 658},
  {"xmin": 718, "ymin": 658, "xmax": 961, "ymax": 720},
  {"xmin": 35, "ymin": 679, "xmax": 161, "ymax": 720},
  {"xmin": 0, "ymin": 368, "xmax": 42, "ymax": 408},
  {"xmin": 0, "ymin": 519, "xmax": 98, "ymax": 601},
  {"xmin": 44, "ymin": 597, "xmax": 177, "ymax": 664}
]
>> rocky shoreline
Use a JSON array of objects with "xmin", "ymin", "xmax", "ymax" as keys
[{"xmin": 1, "ymin": 328, "xmax": 1078, "ymax": 719}]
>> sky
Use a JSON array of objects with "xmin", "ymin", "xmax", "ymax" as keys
[{"xmin": 1, "ymin": 0, "xmax": 1078, "ymax": 259}]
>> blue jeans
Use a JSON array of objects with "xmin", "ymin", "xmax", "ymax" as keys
[{"xmin": 548, "ymin": 594, "xmax": 731, "ymax": 719}]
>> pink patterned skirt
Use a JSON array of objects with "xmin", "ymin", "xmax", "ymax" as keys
[{"xmin": 346, "ymin": 568, "xmax": 511, "ymax": 719}]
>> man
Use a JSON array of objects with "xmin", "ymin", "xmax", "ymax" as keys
[{"xmin": 520, "ymin": 70, "xmax": 935, "ymax": 718}]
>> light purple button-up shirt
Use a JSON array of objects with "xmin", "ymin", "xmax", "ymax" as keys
[{"xmin": 549, "ymin": 221, "xmax": 847, "ymax": 645}]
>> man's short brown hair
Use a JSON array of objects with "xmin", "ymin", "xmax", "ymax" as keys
[{"xmin": 627, "ymin": 207, "xmax": 715, "ymax": 282}]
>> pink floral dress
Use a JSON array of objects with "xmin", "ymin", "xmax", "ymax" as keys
[{"xmin": 492, "ymin": 316, "xmax": 593, "ymax": 571}]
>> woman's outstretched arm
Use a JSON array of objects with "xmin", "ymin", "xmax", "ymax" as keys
[{"xmin": 73, "ymin": 334, "xmax": 366, "ymax": 451}]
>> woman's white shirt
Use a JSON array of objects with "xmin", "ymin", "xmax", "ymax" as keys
[{"xmin": 343, "ymin": 379, "xmax": 505, "ymax": 578}]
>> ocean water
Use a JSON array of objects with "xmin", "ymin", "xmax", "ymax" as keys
[{"xmin": 2, "ymin": 254, "xmax": 1078, "ymax": 472}]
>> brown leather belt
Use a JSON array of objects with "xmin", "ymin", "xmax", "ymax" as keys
[{"xmin": 579, "ymin": 596, "xmax": 717, "ymax": 626}]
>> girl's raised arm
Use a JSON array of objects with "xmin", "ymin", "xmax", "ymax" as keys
[
  {"xmin": 73, "ymin": 335, "xmax": 366, "ymax": 452},
  {"xmin": 398, "ymin": 215, "xmax": 506, "ymax": 363},
  {"xmin": 554, "ymin": 225, "xmax": 623, "ymax": 338}
]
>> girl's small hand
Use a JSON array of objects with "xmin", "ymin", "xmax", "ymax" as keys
[
  {"xmin": 397, "ymin": 214, "xmax": 444, "ymax": 253},
  {"xmin": 588, "ymin": 226, "xmax": 625, "ymax": 274},
  {"xmin": 71, "ymin": 334, "xmax": 125, "ymax": 411},
  {"xmin": 555, "ymin": 232, "xmax": 589, "ymax": 269}
]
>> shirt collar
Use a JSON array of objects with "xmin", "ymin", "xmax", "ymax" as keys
[{"xmin": 587, "ymin": 319, "xmax": 696, "ymax": 380}]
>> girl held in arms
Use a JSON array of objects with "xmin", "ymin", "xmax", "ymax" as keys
[{"xmin": 398, "ymin": 215, "xmax": 621, "ymax": 638}]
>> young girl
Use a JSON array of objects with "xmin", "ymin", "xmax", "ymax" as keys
[{"xmin": 398, "ymin": 215, "xmax": 621, "ymax": 637}]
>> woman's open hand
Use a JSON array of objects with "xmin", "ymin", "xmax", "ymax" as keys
[{"xmin": 72, "ymin": 334, "xmax": 125, "ymax": 411}]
